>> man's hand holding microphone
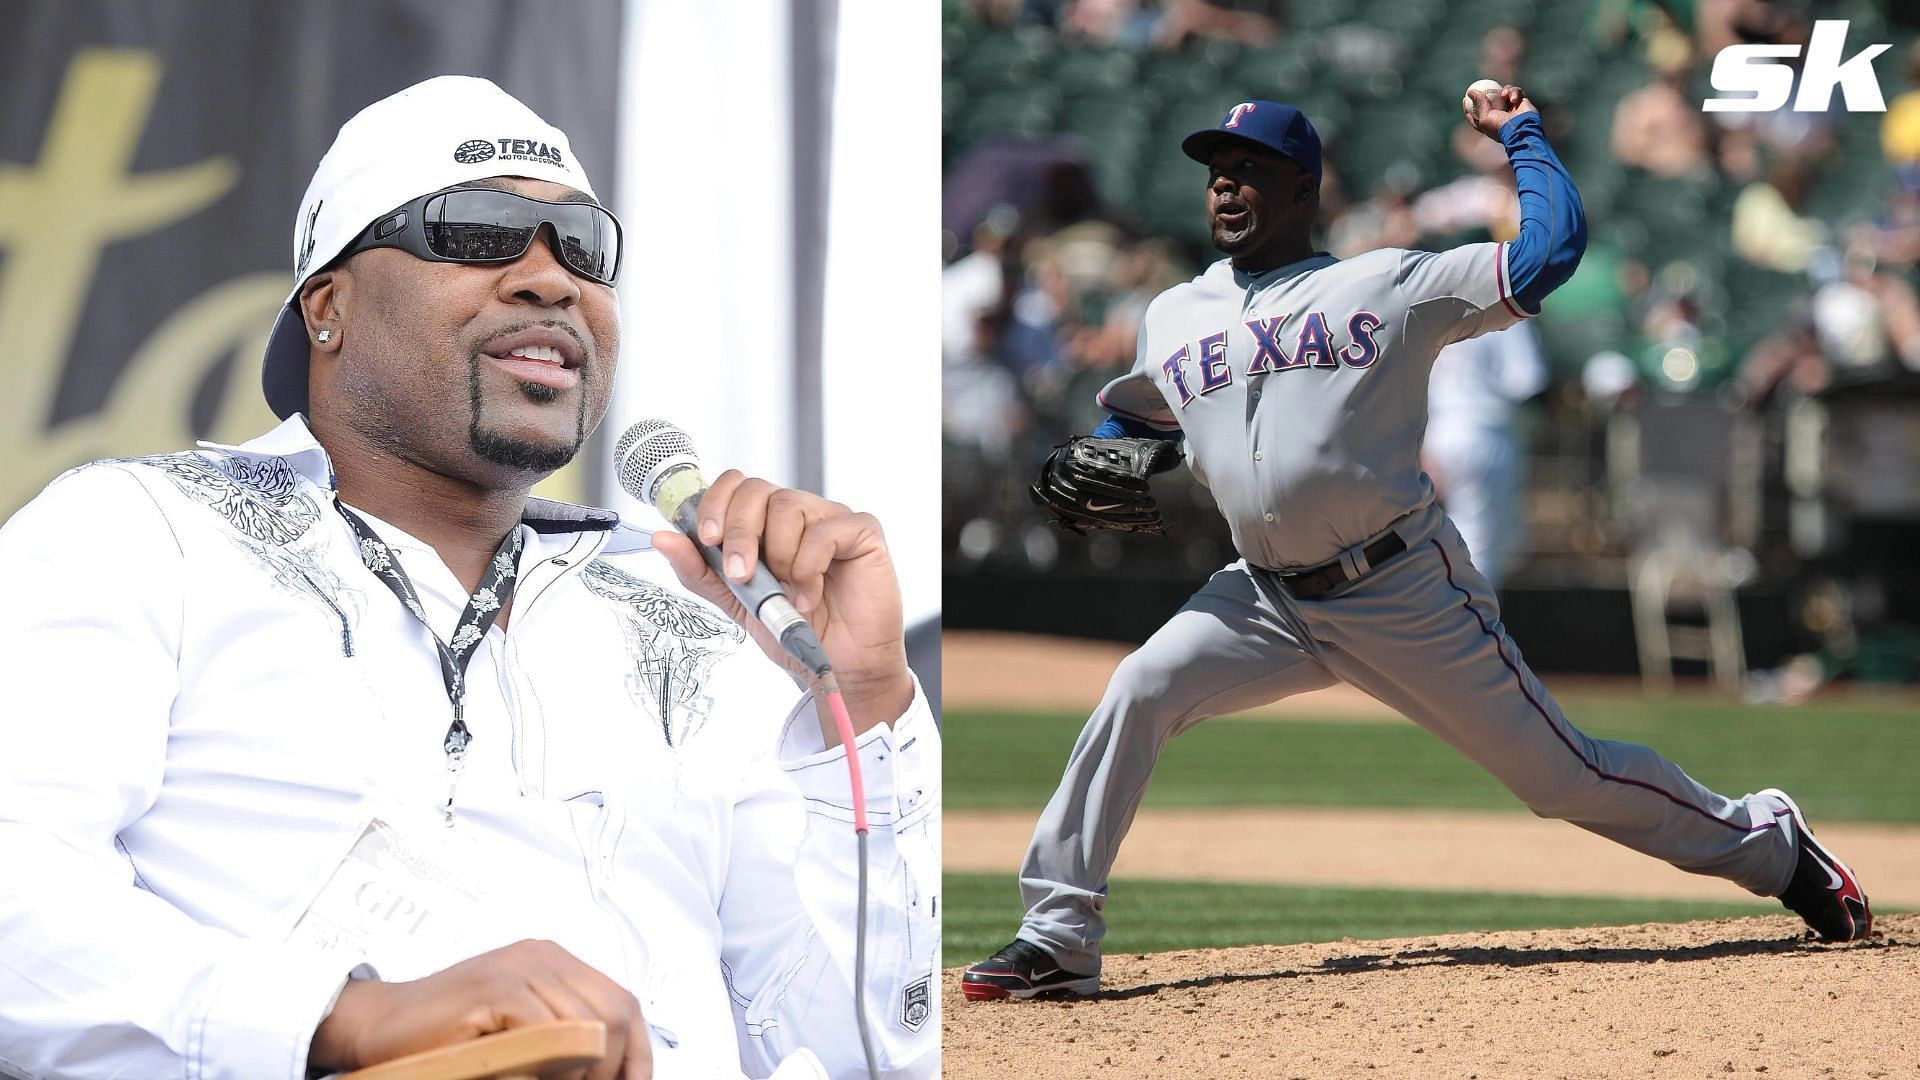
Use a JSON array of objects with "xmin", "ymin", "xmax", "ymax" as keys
[{"xmin": 309, "ymin": 419, "xmax": 911, "ymax": 1077}]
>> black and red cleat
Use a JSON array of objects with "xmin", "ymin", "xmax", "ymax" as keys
[
  {"xmin": 961, "ymin": 939, "xmax": 1100, "ymax": 1001},
  {"xmin": 1763, "ymin": 788, "xmax": 1872, "ymax": 942}
]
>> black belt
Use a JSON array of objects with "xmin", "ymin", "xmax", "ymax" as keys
[{"xmin": 1273, "ymin": 531, "xmax": 1407, "ymax": 599}]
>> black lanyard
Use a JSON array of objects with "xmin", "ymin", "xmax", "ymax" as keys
[{"xmin": 337, "ymin": 504, "xmax": 524, "ymax": 823}]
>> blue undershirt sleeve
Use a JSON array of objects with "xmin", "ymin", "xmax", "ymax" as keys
[
  {"xmin": 1092, "ymin": 414, "xmax": 1184, "ymax": 441},
  {"xmin": 1499, "ymin": 111, "xmax": 1586, "ymax": 314}
]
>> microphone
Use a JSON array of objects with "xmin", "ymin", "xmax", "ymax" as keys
[
  {"xmin": 614, "ymin": 419, "xmax": 832, "ymax": 677},
  {"xmin": 618, "ymin": 422, "xmax": 880, "ymax": 1079}
]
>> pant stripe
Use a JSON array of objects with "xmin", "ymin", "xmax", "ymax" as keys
[{"xmin": 1430, "ymin": 538, "xmax": 1775, "ymax": 836}]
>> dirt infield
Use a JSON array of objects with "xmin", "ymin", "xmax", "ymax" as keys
[
  {"xmin": 945, "ymin": 913, "xmax": 1920, "ymax": 1079},
  {"xmin": 947, "ymin": 807, "xmax": 1920, "ymax": 906},
  {"xmin": 944, "ymin": 631, "xmax": 1399, "ymax": 719},
  {"xmin": 941, "ymin": 630, "xmax": 1920, "ymax": 719},
  {"xmin": 945, "ymin": 633, "xmax": 1920, "ymax": 1077},
  {"xmin": 940, "ymin": 631, "xmax": 1787, "ymax": 720},
  {"xmin": 944, "ymin": 630, "xmax": 1920, "ymax": 907}
]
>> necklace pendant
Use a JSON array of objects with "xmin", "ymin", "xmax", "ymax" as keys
[{"xmin": 443, "ymin": 751, "xmax": 467, "ymax": 827}]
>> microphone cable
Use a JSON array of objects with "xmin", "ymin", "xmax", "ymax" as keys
[
  {"xmin": 614, "ymin": 419, "xmax": 883, "ymax": 1077},
  {"xmin": 816, "ymin": 670, "xmax": 880, "ymax": 1080}
]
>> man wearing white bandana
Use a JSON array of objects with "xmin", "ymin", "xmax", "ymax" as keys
[{"xmin": 0, "ymin": 76, "xmax": 938, "ymax": 1080}]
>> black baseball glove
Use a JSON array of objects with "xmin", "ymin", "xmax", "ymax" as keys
[{"xmin": 1028, "ymin": 436, "xmax": 1184, "ymax": 535}]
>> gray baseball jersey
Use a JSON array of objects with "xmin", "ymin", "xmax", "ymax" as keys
[
  {"xmin": 970, "ymin": 106, "xmax": 1864, "ymax": 998},
  {"xmin": 1006, "ymin": 245, "xmax": 1805, "ymax": 981},
  {"xmin": 1097, "ymin": 243, "xmax": 1523, "ymax": 569}
]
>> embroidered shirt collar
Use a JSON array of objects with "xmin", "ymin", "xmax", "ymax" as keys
[
  {"xmin": 198, "ymin": 413, "xmax": 335, "ymax": 486},
  {"xmin": 199, "ymin": 413, "xmax": 625, "ymax": 536}
]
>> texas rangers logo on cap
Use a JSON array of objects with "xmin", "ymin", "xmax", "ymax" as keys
[{"xmin": 1179, "ymin": 98, "xmax": 1323, "ymax": 183}]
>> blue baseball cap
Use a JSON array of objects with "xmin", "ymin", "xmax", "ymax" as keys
[{"xmin": 1181, "ymin": 101, "xmax": 1322, "ymax": 185}]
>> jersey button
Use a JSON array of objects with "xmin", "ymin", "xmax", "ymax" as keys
[
  {"xmin": 1264, "ymin": 512, "xmax": 1275, "ymax": 521},
  {"xmin": 1254, "ymin": 451, "xmax": 1263, "ymax": 460}
]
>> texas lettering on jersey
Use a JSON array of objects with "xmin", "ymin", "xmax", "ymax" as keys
[{"xmin": 1160, "ymin": 310, "xmax": 1385, "ymax": 406}]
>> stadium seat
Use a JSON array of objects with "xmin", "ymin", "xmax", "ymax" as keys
[
  {"xmin": 1057, "ymin": 98, "xmax": 1154, "ymax": 141},
  {"xmin": 1536, "ymin": 310, "xmax": 1629, "ymax": 376},
  {"xmin": 1150, "ymin": 88, "xmax": 1250, "ymax": 142},
  {"xmin": 1222, "ymin": 40, "xmax": 1319, "ymax": 101},
  {"xmin": 1722, "ymin": 263, "xmax": 1807, "ymax": 356},
  {"xmin": 1327, "ymin": 103, "xmax": 1446, "ymax": 190},
  {"xmin": 1287, "ymin": 0, "xmax": 1355, "ymax": 33},
  {"xmin": 1571, "ymin": 164, "xmax": 1624, "ymax": 221},
  {"xmin": 1805, "ymin": 124, "xmax": 1895, "ymax": 224},
  {"xmin": 951, "ymin": 88, "xmax": 1062, "ymax": 154},
  {"xmin": 1451, "ymin": 0, "xmax": 1540, "ymax": 34},
  {"xmin": 1136, "ymin": 168, "xmax": 1213, "ymax": 252},
  {"xmin": 1139, "ymin": 49, "xmax": 1233, "ymax": 102},
  {"xmin": 1529, "ymin": 0, "xmax": 1591, "ymax": 43},
  {"xmin": 1316, "ymin": 25, "xmax": 1411, "ymax": 98},
  {"xmin": 1616, "ymin": 175, "xmax": 1721, "ymax": 267},
  {"xmin": 949, "ymin": 26, "xmax": 1056, "ymax": 90},
  {"xmin": 1360, "ymin": 0, "xmax": 1442, "ymax": 41},
  {"xmin": 942, "ymin": 77, "xmax": 965, "ymax": 132},
  {"xmin": 1050, "ymin": 47, "xmax": 1141, "ymax": 96},
  {"xmin": 1614, "ymin": 405, "xmax": 1753, "ymax": 693},
  {"xmin": 1057, "ymin": 101, "xmax": 1152, "ymax": 206}
]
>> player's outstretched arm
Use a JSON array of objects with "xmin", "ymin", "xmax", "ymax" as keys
[{"xmin": 1463, "ymin": 85, "xmax": 1587, "ymax": 314}]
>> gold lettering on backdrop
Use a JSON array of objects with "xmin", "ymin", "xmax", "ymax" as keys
[
  {"xmin": 0, "ymin": 49, "xmax": 589, "ymax": 515},
  {"xmin": 0, "ymin": 49, "xmax": 274, "ymax": 515}
]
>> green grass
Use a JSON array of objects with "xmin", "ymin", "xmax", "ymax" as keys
[
  {"xmin": 944, "ymin": 872, "xmax": 1791, "ymax": 968},
  {"xmin": 946, "ymin": 698, "xmax": 1920, "ymax": 823}
]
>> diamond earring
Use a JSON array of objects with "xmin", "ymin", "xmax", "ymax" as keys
[{"xmin": 316, "ymin": 330, "xmax": 333, "ymax": 343}]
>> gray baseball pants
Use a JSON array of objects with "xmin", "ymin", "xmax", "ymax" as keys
[{"xmin": 1017, "ymin": 503, "xmax": 1798, "ymax": 975}]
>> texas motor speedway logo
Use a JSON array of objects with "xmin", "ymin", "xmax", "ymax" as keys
[{"xmin": 451, "ymin": 137, "xmax": 565, "ymax": 166}]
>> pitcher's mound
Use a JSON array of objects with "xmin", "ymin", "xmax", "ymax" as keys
[{"xmin": 944, "ymin": 912, "xmax": 1918, "ymax": 1078}]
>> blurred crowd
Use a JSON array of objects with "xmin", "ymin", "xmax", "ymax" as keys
[
  {"xmin": 964, "ymin": 0, "xmax": 1287, "ymax": 50},
  {"xmin": 944, "ymin": 0, "xmax": 1920, "ymax": 688},
  {"xmin": 947, "ymin": 0, "xmax": 1920, "ymax": 426}
]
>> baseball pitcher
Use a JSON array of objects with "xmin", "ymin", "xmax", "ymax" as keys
[{"xmin": 966, "ymin": 89, "xmax": 1871, "ymax": 1001}]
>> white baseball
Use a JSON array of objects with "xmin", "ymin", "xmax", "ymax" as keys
[{"xmin": 1463, "ymin": 79, "xmax": 1504, "ymax": 117}]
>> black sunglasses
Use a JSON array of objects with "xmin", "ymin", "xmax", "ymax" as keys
[{"xmin": 335, "ymin": 186, "xmax": 623, "ymax": 285}]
